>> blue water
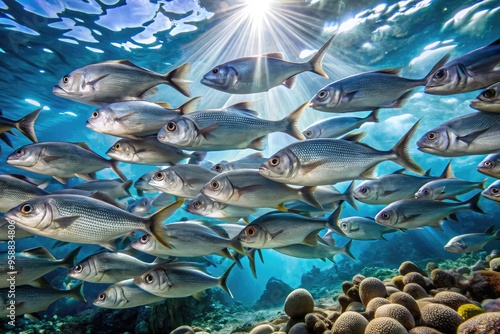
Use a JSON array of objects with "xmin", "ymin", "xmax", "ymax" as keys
[{"xmin": 0, "ymin": 0, "xmax": 499, "ymax": 325}]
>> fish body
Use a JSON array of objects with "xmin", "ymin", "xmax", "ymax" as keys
[
  {"xmin": 149, "ymin": 165, "xmax": 218, "ymax": 198},
  {"xmin": 70, "ymin": 179, "xmax": 133, "ymax": 200},
  {"xmin": 211, "ymin": 153, "xmax": 267, "ymax": 173},
  {"xmin": 415, "ymin": 178, "xmax": 486, "ymax": 201},
  {"xmin": 470, "ymin": 82, "xmax": 500, "ymax": 113},
  {"xmin": 93, "ymin": 279, "xmax": 165, "ymax": 309},
  {"xmin": 0, "ymin": 246, "xmax": 79, "ymax": 288},
  {"xmin": 259, "ymin": 121, "xmax": 422, "ymax": 186},
  {"xmin": 6, "ymin": 142, "xmax": 127, "ymax": 184},
  {"xmin": 0, "ymin": 108, "xmax": 41, "ymax": 143},
  {"xmin": 444, "ymin": 225, "xmax": 500, "ymax": 253},
  {"xmin": 0, "ymin": 217, "xmax": 34, "ymax": 240},
  {"xmin": 157, "ymin": 102, "xmax": 306, "ymax": 151},
  {"xmin": 425, "ymin": 39, "xmax": 500, "ymax": 95},
  {"xmin": 53, "ymin": 60, "xmax": 190, "ymax": 105},
  {"xmin": 0, "ymin": 174, "xmax": 49, "ymax": 212},
  {"xmin": 338, "ymin": 216, "xmax": 396, "ymax": 240},
  {"xmin": 5, "ymin": 194, "xmax": 182, "ymax": 249},
  {"xmin": 201, "ymin": 169, "xmax": 322, "ymax": 210},
  {"xmin": 375, "ymin": 194, "xmax": 483, "ymax": 231},
  {"xmin": 186, "ymin": 193, "xmax": 255, "ymax": 223},
  {"xmin": 68, "ymin": 252, "xmax": 157, "ymax": 283},
  {"xmin": 302, "ymin": 110, "xmax": 379, "ymax": 139},
  {"xmin": 481, "ymin": 180, "xmax": 500, "ymax": 204},
  {"xmin": 477, "ymin": 153, "xmax": 500, "ymax": 178},
  {"xmin": 274, "ymin": 239, "xmax": 355, "ymax": 262},
  {"xmin": 85, "ymin": 98, "xmax": 199, "ymax": 138},
  {"xmin": 201, "ymin": 35, "xmax": 334, "ymax": 94}
]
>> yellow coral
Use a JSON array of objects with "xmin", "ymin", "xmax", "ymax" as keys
[{"xmin": 457, "ymin": 303, "xmax": 484, "ymax": 321}]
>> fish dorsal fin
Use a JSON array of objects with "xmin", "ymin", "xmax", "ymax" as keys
[
  {"xmin": 90, "ymin": 191, "xmax": 123, "ymax": 208},
  {"xmin": 209, "ymin": 225, "xmax": 230, "ymax": 239},
  {"xmin": 440, "ymin": 160, "xmax": 454, "ymax": 178},
  {"xmin": 489, "ymin": 39, "xmax": 500, "ymax": 46},
  {"xmin": 226, "ymin": 101, "xmax": 259, "ymax": 115},
  {"xmin": 340, "ymin": 131, "xmax": 366, "ymax": 142},
  {"xmin": 246, "ymin": 152, "xmax": 264, "ymax": 159},
  {"xmin": 72, "ymin": 142, "xmax": 93, "ymax": 152},
  {"xmin": 154, "ymin": 102, "xmax": 173, "ymax": 109},
  {"xmin": 113, "ymin": 59, "xmax": 143, "ymax": 69},
  {"xmin": 8, "ymin": 174, "xmax": 42, "ymax": 185},
  {"xmin": 22, "ymin": 246, "xmax": 55, "ymax": 260},
  {"xmin": 484, "ymin": 225, "xmax": 495, "ymax": 234},
  {"xmin": 263, "ymin": 52, "xmax": 284, "ymax": 59},
  {"xmin": 374, "ymin": 67, "xmax": 401, "ymax": 75},
  {"xmin": 392, "ymin": 168, "xmax": 406, "ymax": 175},
  {"xmin": 424, "ymin": 168, "xmax": 432, "ymax": 176}
]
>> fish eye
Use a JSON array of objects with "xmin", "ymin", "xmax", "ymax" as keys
[
  {"xmin": 341, "ymin": 222, "xmax": 348, "ymax": 229},
  {"xmin": 483, "ymin": 161, "xmax": 492, "ymax": 168},
  {"xmin": 213, "ymin": 165, "xmax": 223, "ymax": 172},
  {"xmin": 63, "ymin": 76, "xmax": 70, "ymax": 84},
  {"xmin": 305, "ymin": 131, "xmax": 313, "ymax": 138},
  {"xmin": 21, "ymin": 204, "xmax": 33, "ymax": 214},
  {"xmin": 98, "ymin": 293, "xmax": 106, "ymax": 301},
  {"xmin": 153, "ymin": 172, "xmax": 165, "ymax": 181},
  {"xmin": 212, "ymin": 68, "xmax": 219, "ymax": 74},
  {"xmin": 381, "ymin": 212, "xmax": 390, "ymax": 220},
  {"xmin": 434, "ymin": 69, "xmax": 447, "ymax": 80},
  {"xmin": 426, "ymin": 132, "xmax": 437, "ymax": 141},
  {"xmin": 15, "ymin": 148, "xmax": 25, "ymax": 157},
  {"xmin": 360, "ymin": 187, "xmax": 368, "ymax": 194},
  {"xmin": 269, "ymin": 157, "xmax": 280, "ymax": 167},
  {"xmin": 166, "ymin": 122, "xmax": 177, "ymax": 132},
  {"xmin": 317, "ymin": 90, "xmax": 328, "ymax": 100},
  {"xmin": 145, "ymin": 274, "xmax": 154, "ymax": 284},
  {"xmin": 210, "ymin": 181, "xmax": 220, "ymax": 190},
  {"xmin": 422, "ymin": 189, "xmax": 430, "ymax": 195},
  {"xmin": 193, "ymin": 201, "xmax": 202, "ymax": 209},
  {"xmin": 113, "ymin": 143, "xmax": 120, "ymax": 150},
  {"xmin": 482, "ymin": 89, "xmax": 496, "ymax": 99},
  {"xmin": 491, "ymin": 188, "xmax": 499, "ymax": 194},
  {"xmin": 140, "ymin": 235, "xmax": 149, "ymax": 243},
  {"xmin": 91, "ymin": 111, "xmax": 99, "ymax": 118},
  {"xmin": 74, "ymin": 264, "xmax": 83, "ymax": 273},
  {"xmin": 245, "ymin": 226, "xmax": 256, "ymax": 237}
]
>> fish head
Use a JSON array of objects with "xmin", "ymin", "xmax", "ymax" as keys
[
  {"xmin": 309, "ymin": 85, "xmax": 341, "ymax": 111},
  {"xmin": 201, "ymin": 174, "xmax": 234, "ymax": 203},
  {"xmin": 135, "ymin": 169, "xmax": 160, "ymax": 192},
  {"xmin": 302, "ymin": 125, "xmax": 322, "ymax": 139},
  {"xmin": 238, "ymin": 224, "xmax": 266, "ymax": 247},
  {"xmin": 353, "ymin": 181, "xmax": 377, "ymax": 202},
  {"xmin": 133, "ymin": 267, "xmax": 167, "ymax": 295},
  {"xmin": 93, "ymin": 286, "xmax": 120, "ymax": 308},
  {"xmin": 374, "ymin": 206, "xmax": 399, "ymax": 227},
  {"xmin": 6, "ymin": 145, "xmax": 41, "ymax": 168},
  {"xmin": 417, "ymin": 126, "xmax": 449, "ymax": 155},
  {"xmin": 211, "ymin": 162, "xmax": 230, "ymax": 173},
  {"xmin": 186, "ymin": 194, "xmax": 214, "ymax": 215},
  {"xmin": 130, "ymin": 197, "xmax": 152, "ymax": 216},
  {"xmin": 415, "ymin": 186, "xmax": 434, "ymax": 200},
  {"xmin": 259, "ymin": 149, "xmax": 298, "ymax": 182},
  {"xmin": 471, "ymin": 85, "xmax": 499, "ymax": 112},
  {"xmin": 148, "ymin": 168, "xmax": 182, "ymax": 193},
  {"xmin": 131, "ymin": 234, "xmax": 156, "ymax": 253},
  {"xmin": 425, "ymin": 64, "xmax": 467, "ymax": 94},
  {"xmin": 5, "ymin": 197, "xmax": 54, "ymax": 232},
  {"xmin": 444, "ymin": 237, "xmax": 467, "ymax": 253},
  {"xmin": 157, "ymin": 117, "xmax": 197, "ymax": 147},
  {"xmin": 201, "ymin": 65, "xmax": 239, "ymax": 90},
  {"xmin": 68, "ymin": 258, "xmax": 97, "ymax": 281},
  {"xmin": 53, "ymin": 71, "xmax": 88, "ymax": 98},
  {"xmin": 106, "ymin": 140, "xmax": 135, "ymax": 162},
  {"xmin": 477, "ymin": 154, "xmax": 500, "ymax": 176},
  {"xmin": 86, "ymin": 106, "xmax": 116, "ymax": 132},
  {"xmin": 338, "ymin": 218, "xmax": 355, "ymax": 234},
  {"xmin": 482, "ymin": 184, "xmax": 500, "ymax": 200}
]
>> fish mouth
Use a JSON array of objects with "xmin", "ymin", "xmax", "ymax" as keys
[
  {"xmin": 200, "ymin": 78, "xmax": 214, "ymax": 86},
  {"xmin": 53, "ymin": 85, "xmax": 67, "ymax": 95},
  {"xmin": 258, "ymin": 166, "xmax": 270, "ymax": 176},
  {"xmin": 85, "ymin": 120, "xmax": 94, "ymax": 128}
]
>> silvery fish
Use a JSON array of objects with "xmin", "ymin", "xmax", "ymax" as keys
[
  {"xmin": 0, "ymin": 283, "xmax": 85, "ymax": 317},
  {"xmin": 6, "ymin": 142, "xmax": 128, "ymax": 184},
  {"xmin": 70, "ymin": 179, "xmax": 133, "ymax": 200},
  {"xmin": 133, "ymin": 262, "xmax": 235, "ymax": 298},
  {"xmin": 0, "ymin": 246, "xmax": 79, "ymax": 288},
  {"xmin": 130, "ymin": 221, "xmax": 244, "ymax": 259},
  {"xmin": 186, "ymin": 193, "xmax": 255, "ymax": 223},
  {"xmin": 201, "ymin": 35, "xmax": 335, "ymax": 94},
  {"xmin": 135, "ymin": 169, "xmax": 161, "ymax": 195},
  {"xmin": 310, "ymin": 55, "xmax": 448, "ymax": 112},
  {"xmin": 157, "ymin": 102, "xmax": 306, "ymax": 151},
  {"xmin": 5, "ymin": 194, "xmax": 183, "ymax": 250},
  {"xmin": 477, "ymin": 153, "xmax": 500, "ymax": 178},
  {"xmin": 93, "ymin": 279, "xmax": 165, "ymax": 309},
  {"xmin": 302, "ymin": 110, "xmax": 379, "ymax": 139},
  {"xmin": 237, "ymin": 209, "xmax": 342, "ymax": 249},
  {"xmin": 0, "ymin": 174, "xmax": 49, "ymax": 212},
  {"xmin": 415, "ymin": 178, "xmax": 486, "ymax": 201},
  {"xmin": 106, "ymin": 136, "xmax": 203, "ymax": 166},
  {"xmin": 68, "ymin": 252, "xmax": 158, "ymax": 283},
  {"xmin": 53, "ymin": 60, "xmax": 190, "ymax": 105},
  {"xmin": 149, "ymin": 165, "xmax": 218, "ymax": 198},
  {"xmin": 0, "ymin": 108, "xmax": 41, "ymax": 143},
  {"xmin": 201, "ymin": 169, "xmax": 323, "ymax": 210},
  {"xmin": 273, "ymin": 239, "xmax": 355, "ymax": 262},
  {"xmin": 425, "ymin": 39, "xmax": 500, "ymax": 95},
  {"xmin": 128, "ymin": 197, "xmax": 153, "ymax": 216},
  {"xmin": 0, "ymin": 217, "xmax": 33, "ymax": 241},
  {"xmin": 211, "ymin": 153, "xmax": 267, "ymax": 173},
  {"xmin": 444, "ymin": 225, "xmax": 500, "ymax": 253},
  {"xmin": 470, "ymin": 82, "xmax": 500, "ymax": 113},
  {"xmin": 375, "ymin": 194, "xmax": 484, "ymax": 231},
  {"xmin": 85, "ymin": 98, "xmax": 199, "ymax": 138},
  {"xmin": 338, "ymin": 216, "xmax": 397, "ymax": 241},
  {"xmin": 260, "ymin": 121, "xmax": 423, "ymax": 186},
  {"xmin": 417, "ymin": 111, "xmax": 500, "ymax": 157},
  {"xmin": 481, "ymin": 180, "xmax": 500, "ymax": 204}
]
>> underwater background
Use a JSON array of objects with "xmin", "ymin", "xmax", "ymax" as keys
[{"xmin": 0, "ymin": 0, "xmax": 500, "ymax": 333}]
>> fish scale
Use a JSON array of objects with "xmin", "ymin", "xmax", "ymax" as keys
[{"xmin": 0, "ymin": 175, "xmax": 49, "ymax": 212}]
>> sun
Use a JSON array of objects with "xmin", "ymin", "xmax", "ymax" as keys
[{"xmin": 242, "ymin": 0, "xmax": 272, "ymax": 25}]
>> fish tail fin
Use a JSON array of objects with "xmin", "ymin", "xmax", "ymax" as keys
[
  {"xmin": 188, "ymin": 151, "xmax": 207, "ymax": 165},
  {"xmin": 281, "ymin": 101, "xmax": 308, "ymax": 140},
  {"xmin": 299, "ymin": 186, "xmax": 324, "ymax": 210},
  {"xmin": 480, "ymin": 178, "xmax": 487, "ymax": 190},
  {"xmin": 148, "ymin": 199, "xmax": 184, "ymax": 249},
  {"xmin": 176, "ymin": 96, "xmax": 201, "ymax": 115},
  {"xmin": 110, "ymin": 160, "xmax": 128, "ymax": 182},
  {"xmin": 342, "ymin": 181, "xmax": 358, "ymax": 210},
  {"xmin": 422, "ymin": 53, "xmax": 451, "ymax": 83},
  {"xmin": 60, "ymin": 246, "xmax": 81, "ymax": 269},
  {"xmin": 366, "ymin": 109, "xmax": 380, "ymax": 123},
  {"xmin": 390, "ymin": 119, "xmax": 424, "ymax": 175},
  {"xmin": 68, "ymin": 283, "xmax": 87, "ymax": 303},
  {"xmin": 340, "ymin": 239, "xmax": 356, "ymax": 260},
  {"xmin": 123, "ymin": 180, "xmax": 134, "ymax": 198},
  {"xmin": 218, "ymin": 262, "xmax": 236, "ymax": 298},
  {"xmin": 230, "ymin": 236, "xmax": 245, "ymax": 255},
  {"xmin": 326, "ymin": 206, "xmax": 344, "ymax": 235},
  {"xmin": 16, "ymin": 108, "xmax": 42, "ymax": 143},
  {"xmin": 308, "ymin": 34, "xmax": 336, "ymax": 78},
  {"xmin": 466, "ymin": 193, "xmax": 485, "ymax": 214},
  {"xmin": 165, "ymin": 63, "xmax": 191, "ymax": 97}
]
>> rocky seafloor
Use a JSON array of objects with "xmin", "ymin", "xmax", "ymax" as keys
[{"xmin": 2, "ymin": 251, "xmax": 500, "ymax": 334}]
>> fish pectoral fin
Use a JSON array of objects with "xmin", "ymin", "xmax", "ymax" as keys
[
  {"xmin": 236, "ymin": 184, "xmax": 261, "ymax": 196},
  {"xmin": 86, "ymin": 74, "xmax": 110, "ymax": 88},
  {"xmin": 41, "ymin": 155, "xmax": 63, "ymax": 163},
  {"xmin": 116, "ymin": 112, "xmax": 139, "ymax": 122},
  {"xmin": 382, "ymin": 189, "xmax": 400, "ymax": 196},
  {"xmin": 53, "ymin": 216, "xmax": 80, "ymax": 228},
  {"xmin": 300, "ymin": 161, "xmax": 326, "ymax": 174},
  {"xmin": 262, "ymin": 52, "xmax": 285, "ymax": 59},
  {"xmin": 302, "ymin": 231, "xmax": 319, "ymax": 247},
  {"xmin": 343, "ymin": 90, "xmax": 358, "ymax": 101},
  {"xmin": 282, "ymin": 75, "xmax": 297, "ymax": 89},
  {"xmin": 401, "ymin": 214, "xmax": 421, "ymax": 223},
  {"xmin": 457, "ymin": 128, "xmax": 489, "ymax": 145},
  {"xmin": 247, "ymin": 136, "xmax": 267, "ymax": 150},
  {"xmin": 198, "ymin": 124, "xmax": 219, "ymax": 139},
  {"xmin": 270, "ymin": 229, "xmax": 285, "ymax": 240},
  {"xmin": 53, "ymin": 176, "xmax": 70, "ymax": 184},
  {"xmin": 192, "ymin": 291, "xmax": 206, "ymax": 300},
  {"xmin": 361, "ymin": 165, "xmax": 378, "ymax": 179}
]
